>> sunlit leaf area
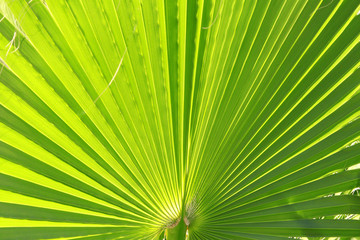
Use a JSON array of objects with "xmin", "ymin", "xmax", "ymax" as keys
[{"xmin": 0, "ymin": 0, "xmax": 359, "ymax": 239}]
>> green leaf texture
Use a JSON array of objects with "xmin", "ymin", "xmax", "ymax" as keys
[{"xmin": 0, "ymin": 0, "xmax": 359, "ymax": 239}]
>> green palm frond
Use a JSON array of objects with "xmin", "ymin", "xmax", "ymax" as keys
[{"xmin": 0, "ymin": 0, "xmax": 359, "ymax": 239}]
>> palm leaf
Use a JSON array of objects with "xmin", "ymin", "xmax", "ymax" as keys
[{"xmin": 0, "ymin": 0, "xmax": 359, "ymax": 239}]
